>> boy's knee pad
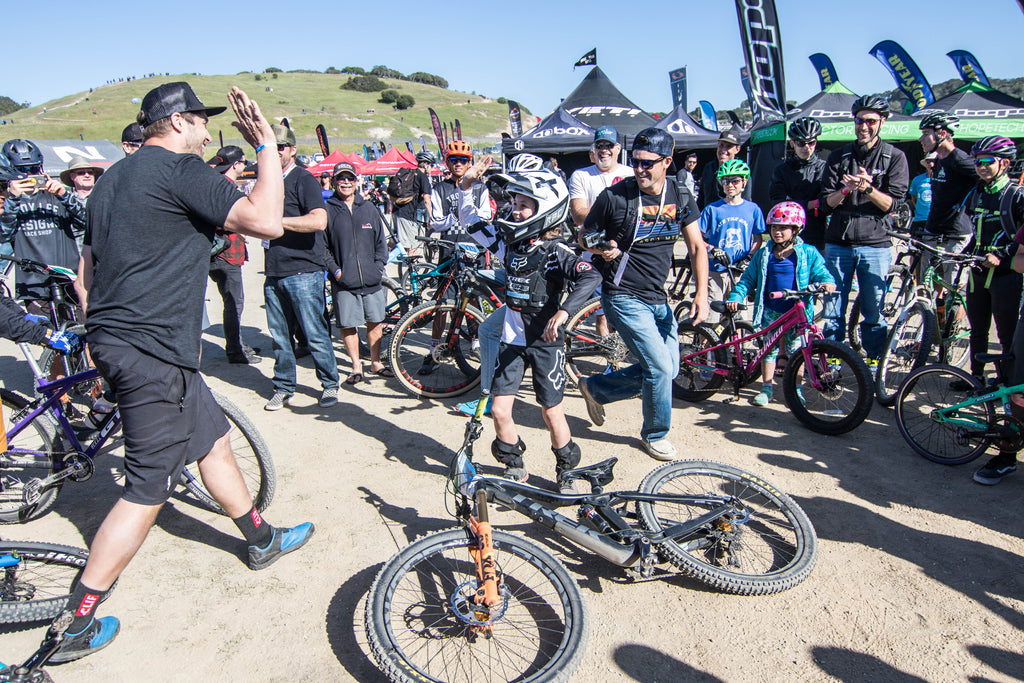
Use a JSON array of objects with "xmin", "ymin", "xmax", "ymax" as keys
[
  {"xmin": 552, "ymin": 440, "xmax": 581, "ymax": 474},
  {"xmin": 491, "ymin": 437, "xmax": 526, "ymax": 468}
]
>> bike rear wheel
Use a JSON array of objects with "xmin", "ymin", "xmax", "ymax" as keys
[
  {"xmin": 365, "ymin": 527, "xmax": 587, "ymax": 683},
  {"xmin": 782, "ymin": 339, "xmax": 873, "ymax": 435},
  {"xmin": 563, "ymin": 299, "xmax": 633, "ymax": 387},
  {"xmin": 0, "ymin": 389, "xmax": 62, "ymax": 524},
  {"xmin": 178, "ymin": 392, "xmax": 276, "ymax": 514},
  {"xmin": 388, "ymin": 302, "xmax": 484, "ymax": 398},
  {"xmin": 0, "ymin": 541, "xmax": 90, "ymax": 624},
  {"xmin": 637, "ymin": 460, "xmax": 817, "ymax": 595},
  {"xmin": 894, "ymin": 364, "xmax": 994, "ymax": 465},
  {"xmin": 875, "ymin": 302, "xmax": 936, "ymax": 407},
  {"xmin": 673, "ymin": 323, "xmax": 725, "ymax": 402}
]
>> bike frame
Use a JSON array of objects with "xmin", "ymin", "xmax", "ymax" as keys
[
  {"xmin": 927, "ymin": 381, "xmax": 1024, "ymax": 434},
  {"xmin": 681, "ymin": 299, "xmax": 831, "ymax": 390}
]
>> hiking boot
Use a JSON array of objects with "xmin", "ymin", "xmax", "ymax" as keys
[
  {"xmin": 578, "ymin": 377, "xmax": 605, "ymax": 427},
  {"xmin": 501, "ymin": 466, "xmax": 529, "ymax": 484},
  {"xmin": 49, "ymin": 616, "xmax": 120, "ymax": 664},
  {"xmin": 264, "ymin": 391, "xmax": 293, "ymax": 412},
  {"xmin": 248, "ymin": 523, "xmax": 316, "ymax": 570},
  {"xmin": 456, "ymin": 396, "xmax": 492, "ymax": 417},
  {"xmin": 973, "ymin": 454, "xmax": 1018, "ymax": 486},
  {"xmin": 228, "ymin": 349, "xmax": 262, "ymax": 365},
  {"xmin": 418, "ymin": 353, "xmax": 439, "ymax": 376},
  {"xmin": 642, "ymin": 439, "xmax": 677, "ymax": 461},
  {"xmin": 318, "ymin": 387, "xmax": 338, "ymax": 408}
]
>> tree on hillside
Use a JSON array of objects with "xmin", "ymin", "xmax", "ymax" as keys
[
  {"xmin": 394, "ymin": 94, "xmax": 415, "ymax": 110},
  {"xmin": 341, "ymin": 75, "xmax": 388, "ymax": 93},
  {"xmin": 325, "ymin": 67, "xmax": 341, "ymax": 74},
  {"xmin": 407, "ymin": 72, "xmax": 448, "ymax": 89},
  {"xmin": 342, "ymin": 66, "xmax": 365, "ymax": 75},
  {"xmin": 371, "ymin": 65, "xmax": 404, "ymax": 80},
  {"xmin": 379, "ymin": 90, "xmax": 399, "ymax": 104},
  {"xmin": 264, "ymin": 67, "xmax": 283, "ymax": 73},
  {"xmin": 0, "ymin": 96, "xmax": 24, "ymax": 117}
]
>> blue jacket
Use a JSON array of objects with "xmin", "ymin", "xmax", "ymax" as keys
[{"xmin": 726, "ymin": 238, "xmax": 834, "ymax": 327}]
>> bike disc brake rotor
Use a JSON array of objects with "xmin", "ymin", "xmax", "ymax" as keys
[{"xmin": 450, "ymin": 579, "xmax": 509, "ymax": 626}]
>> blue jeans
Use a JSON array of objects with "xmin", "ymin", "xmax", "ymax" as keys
[
  {"xmin": 264, "ymin": 272, "xmax": 339, "ymax": 394},
  {"xmin": 584, "ymin": 294, "xmax": 678, "ymax": 442},
  {"xmin": 822, "ymin": 244, "xmax": 891, "ymax": 358}
]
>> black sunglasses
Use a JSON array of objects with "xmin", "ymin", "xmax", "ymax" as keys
[
  {"xmin": 974, "ymin": 157, "xmax": 999, "ymax": 167},
  {"xmin": 448, "ymin": 156, "xmax": 471, "ymax": 164},
  {"xmin": 631, "ymin": 156, "xmax": 665, "ymax": 171},
  {"xmin": 793, "ymin": 140, "xmax": 816, "ymax": 148}
]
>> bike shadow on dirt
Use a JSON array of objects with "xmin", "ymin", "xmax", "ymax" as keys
[
  {"xmin": 613, "ymin": 643, "xmax": 724, "ymax": 682},
  {"xmin": 357, "ymin": 485, "xmax": 460, "ymax": 544},
  {"xmin": 324, "ymin": 563, "xmax": 390, "ymax": 683},
  {"xmin": 967, "ymin": 644, "xmax": 1024, "ymax": 682},
  {"xmin": 810, "ymin": 645, "xmax": 928, "ymax": 682},
  {"xmin": 795, "ymin": 495, "xmax": 1024, "ymax": 635}
]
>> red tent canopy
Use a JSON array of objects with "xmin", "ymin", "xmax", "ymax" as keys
[
  {"xmin": 306, "ymin": 150, "xmax": 370, "ymax": 177},
  {"xmin": 360, "ymin": 148, "xmax": 417, "ymax": 175}
]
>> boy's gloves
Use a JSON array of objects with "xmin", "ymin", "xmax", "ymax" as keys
[{"xmin": 45, "ymin": 329, "xmax": 83, "ymax": 354}]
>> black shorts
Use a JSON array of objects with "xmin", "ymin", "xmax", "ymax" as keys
[
  {"xmin": 88, "ymin": 331, "xmax": 230, "ymax": 506},
  {"xmin": 491, "ymin": 342, "xmax": 567, "ymax": 408}
]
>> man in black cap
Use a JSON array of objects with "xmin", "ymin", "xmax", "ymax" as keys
[
  {"xmin": 63, "ymin": 82, "xmax": 314, "ymax": 664},
  {"xmin": 578, "ymin": 127, "xmax": 708, "ymax": 461},
  {"xmin": 699, "ymin": 130, "xmax": 751, "ymax": 209},
  {"xmin": 207, "ymin": 145, "xmax": 261, "ymax": 364},
  {"xmin": 120, "ymin": 122, "xmax": 144, "ymax": 156}
]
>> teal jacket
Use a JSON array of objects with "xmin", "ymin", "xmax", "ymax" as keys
[{"xmin": 726, "ymin": 238, "xmax": 834, "ymax": 327}]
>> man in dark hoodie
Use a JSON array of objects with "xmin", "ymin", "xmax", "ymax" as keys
[
  {"xmin": 769, "ymin": 116, "xmax": 827, "ymax": 251},
  {"xmin": 324, "ymin": 161, "xmax": 389, "ymax": 385}
]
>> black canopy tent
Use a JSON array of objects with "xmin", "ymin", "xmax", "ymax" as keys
[
  {"xmin": 912, "ymin": 81, "xmax": 1024, "ymax": 139},
  {"xmin": 560, "ymin": 66, "xmax": 657, "ymax": 140},
  {"xmin": 653, "ymin": 104, "xmax": 727, "ymax": 150},
  {"xmin": 500, "ymin": 107, "xmax": 594, "ymax": 156}
]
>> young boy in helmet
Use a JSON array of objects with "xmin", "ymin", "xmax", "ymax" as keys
[
  {"xmin": 726, "ymin": 201, "xmax": 835, "ymax": 406},
  {"xmin": 488, "ymin": 170, "xmax": 601, "ymax": 492},
  {"xmin": 699, "ymin": 158, "xmax": 766, "ymax": 323}
]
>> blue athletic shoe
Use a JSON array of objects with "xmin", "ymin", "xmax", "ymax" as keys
[
  {"xmin": 248, "ymin": 523, "xmax": 315, "ymax": 570},
  {"xmin": 49, "ymin": 616, "xmax": 120, "ymax": 664},
  {"xmin": 455, "ymin": 397, "xmax": 492, "ymax": 417}
]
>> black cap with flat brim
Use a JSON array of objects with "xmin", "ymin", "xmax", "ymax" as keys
[{"xmin": 139, "ymin": 82, "xmax": 226, "ymax": 127}]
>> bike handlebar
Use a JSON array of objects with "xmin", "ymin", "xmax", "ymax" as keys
[
  {"xmin": 769, "ymin": 285, "xmax": 831, "ymax": 300},
  {"xmin": 0, "ymin": 254, "xmax": 77, "ymax": 280},
  {"xmin": 884, "ymin": 229, "xmax": 986, "ymax": 263}
]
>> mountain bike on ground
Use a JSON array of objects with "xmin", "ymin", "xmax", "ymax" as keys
[
  {"xmin": 1, "ymin": 344, "xmax": 274, "ymax": 524},
  {"xmin": 675, "ymin": 286, "xmax": 874, "ymax": 436},
  {"xmin": 894, "ymin": 353, "xmax": 1023, "ymax": 465},
  {"xmin": 364, "ymin": 401, "xmax": 817, "ymax": 682}
]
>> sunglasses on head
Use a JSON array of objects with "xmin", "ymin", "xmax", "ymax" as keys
[
  {"xmin": 631, "ymin": 156, "xmax": 665, "ymax": 171},
  {"xmin": 974, "ymin": 156, "xmax": 999, "ymax": 167},
  {"xmin": 448, "ymin": 156, "xmax": 471, "ymax": 164}
]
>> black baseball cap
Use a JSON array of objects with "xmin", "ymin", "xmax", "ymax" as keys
[
  {"xmin": 718, "ymin": 130, "xmax": 742, "ymax": 146},
  {"xmin": 121, "ymin": 122, "xmax": 144, "ymax": 144},
  {"xmin": 332, "ymin": 161, "xmax": 357, "ymax": 178},
  {"xmin": 631, "ymin": 128, "xmax": 674, "ymax": 157},
  {"xmin": 207, "ymin": 146, "xmax": 245, "ymax": 173},
  {"xmin": 139, "ymin": 82, "xmax": 226, "ymax": 127}
]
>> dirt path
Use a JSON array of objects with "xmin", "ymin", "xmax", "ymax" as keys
[{"xmin": 0, "ymin": 251, "xmax": 1021, "ymax": 682}]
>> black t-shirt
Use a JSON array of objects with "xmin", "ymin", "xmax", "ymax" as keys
[
  {"xmin": 264, "ymin": 166, "xmax": 328, "ymax": 277},
  {"xmin": 84, "ymin": 145, "xmax": 242, "ymax": 369},
  {"xmin": 392, "ymin": 170, "xmax": 432, "ymax": 221},
  {"xmin": 584, "ymin": 178, "xmax": 697, "ymax": 304},
  {"xmin": 926, "ymin": 147, "xmax": 976, "ymax": 236}
]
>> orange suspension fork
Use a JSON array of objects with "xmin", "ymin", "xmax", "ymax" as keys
[{"xmin": 468, "ymin": 489, "xmax": 499, "ymax": 631}]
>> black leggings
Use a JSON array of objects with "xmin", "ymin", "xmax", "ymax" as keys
[{"xmin": 965, "ymin": 271, "xmax": 1022, "ymax": 377}]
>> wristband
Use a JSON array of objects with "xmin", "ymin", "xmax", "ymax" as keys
[
  {"xmin": 864, "ymin": 185, "xmax": 874, "ymax": 196},
  {"xmin": 333, "ymin": 269, "xmax": 342, "ymax": 281},
  {"xmin": 840, "ymin": 187, "xmax": 849, "ymax": 196},
  {"xmin": 255, "ymin": 144, "xmax": 266, "ymax": 154}
]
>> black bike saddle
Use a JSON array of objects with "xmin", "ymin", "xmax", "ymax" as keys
[{"xmin": 562, "ymin": 457, "xmax": 617, "ymax": 487}]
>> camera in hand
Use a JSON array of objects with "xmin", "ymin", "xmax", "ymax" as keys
[{"xmin": 580, "ymin": 231, "xmax": 612, "ymax": 252}]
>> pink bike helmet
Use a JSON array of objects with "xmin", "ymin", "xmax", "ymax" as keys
[{"xmin": 767, "ymin": 201, "xmax": 806, "ymax": 231}]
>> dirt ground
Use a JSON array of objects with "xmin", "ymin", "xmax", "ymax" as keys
[{"xmin": 0, "ymin": 250, "xmax": 1022, "ymax": 683}]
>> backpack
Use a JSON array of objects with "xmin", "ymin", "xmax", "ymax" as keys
[{"xmin": 388, "ymin": 167, "xmax": 418, "ymax": 206}]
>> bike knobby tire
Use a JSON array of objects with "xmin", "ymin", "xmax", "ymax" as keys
[
  {"xmin": 894, "ymin": 364, "xmax": 994, "ymax": 465},
  {"xmin": 782, "ymin": 339, "xmax": 873, "ymax": 435},
  {"xmin": 365, "ymin": 527, "xmax": 587, "ymax": 683},
  {"xmin": 637, "ymin": 460, "xmax": 817, "ymax": 595},
  {"xmin": 0, "ymin": 389, "xmax": 62, "ymax": 524},
  {"xmin": 875, "ymin": 302, "xmax": 936, "ymax": 407},
  {"xmin": 0, "ymin": 541, "xmax": 91, "ymax": 624},
  {"xmin": 178, "ymin": 392, "xmax": 276, "ymax": 515},
  {"xmin": 938, "ymin": 303, "xmax": 971, "ymax": 369},
  {"xmin": 673, "ymin": 323, "xmax": 726, "ymax": 401},
  {"xmin": 563, "ymin": 298, "xmax": 633, "ymax": 387},
  {"xmin": 388, "ymin": 302, "xmax": 484, "ymax": 398}
]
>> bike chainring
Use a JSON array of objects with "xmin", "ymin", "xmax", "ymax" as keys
[
  {"xmin": 990, "ymin": 415, "xmax": 1024, "ymax": 452},
  {"xmin": 0, "ymin": 666, "xmax": 54, "ymax": 683},
  {"xmin": 61, "ymin": 453, "xmax": 94, "ymax": 483}
]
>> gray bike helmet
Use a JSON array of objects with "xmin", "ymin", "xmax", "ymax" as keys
[
  {"xmin": 2, "ymin": 139, "xmax": 43, "ymax": 172},
  {"xmin": 851, "ymin": 95, "xmax": 890, "ymax": 118},
  {"xmin": 971, "ymin": 136, "xmax": 1017, "ymax": 159},
  {"xmin": 918, "ymin": 112, "xmax": 960, "ymax": 134},
  {"xmin": 415, "ymin": 150, "xmax": 435, "ymax": 164},
  {"xmin": 788, "ymin": 117, "xmax": 822, "ymax": 141}
]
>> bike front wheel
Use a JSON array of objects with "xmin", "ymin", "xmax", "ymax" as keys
[
  {"xmin": 0, "ymin": 541, "xmax": 91, "ymax": 624},
  {"xmin": 894, "ymin": 364, "xmax": 994, "ymax": 465},
  {"xmin": 637, "ymin": 460, "xmax": 817, "ymax": 595},
  {"xmin": 673, "ymin": 323, "xmax": 725, "ymax": 402},
  {"xmin": 178, "ymin": 392, "xmax": 276, "ymax": 514},
  {"xmin": 563, "ymin": 298, "xmax": 633, "ymax": 387},
  {"xmin": 0, "ymin": 389, "xmax": 62, "ymax": 524},
  {"xmin": 782, "ymin": 339, "xmax": 873, "ymax": 435},
  {"xmin": 365, "ymin": 527, "xmax": 588, "ymax": 683},
  {"xmin": 938, "ymin": 302, "xmax": 971, "ymax": 369},
  {"xmin": 875, "ymin": 302, "xmax": 936, "ymax": 407},
  {"xmin": 388, "ymin": 302, "xmax": 484, "ymax": 398}
]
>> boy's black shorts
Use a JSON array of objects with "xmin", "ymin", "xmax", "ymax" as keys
[
  {"xmin": 491, "ymin": 342, "xmax": 567, "ymax": 408},
  {"xmin": 88, "ymin": 331, "xmax": 230, "ymax": 506}
]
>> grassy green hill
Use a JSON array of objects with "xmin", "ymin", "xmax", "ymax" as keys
[{"xmin": 0, "ymin": 72, "xmax": 522, "ymax": 154}]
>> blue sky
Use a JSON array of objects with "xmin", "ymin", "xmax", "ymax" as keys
[{"xmin": 7, "ymin": 0, "xmax": 1023, "ymax": 115}]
